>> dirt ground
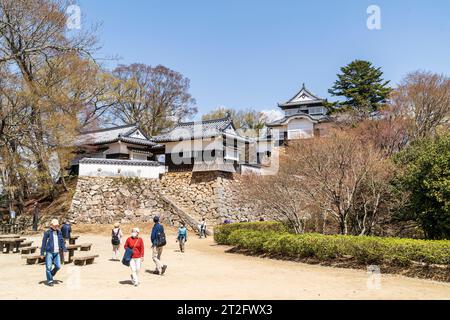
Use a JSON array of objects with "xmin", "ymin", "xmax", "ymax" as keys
[{"xmin": 0, "ymin": 225, "xmax": 449, "ymax": 300}]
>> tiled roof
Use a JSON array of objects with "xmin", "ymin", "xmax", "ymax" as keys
[
  {"xmin": 151, "ymin": 117, "xmax": 233, "ymax": 142},
  {"xmin": 279, "ymin": 84, "xmax": 326, "ymax": 108},
  {"xmin": 192, "ymin": 162, "xmax": 236, "ymax": 173},
  {"xmin": 127, "ymin": 147, "xmax": 153, "ymax": 155},
  {"xmin": 266, "ymin": 112, "xmax": 327, "ymax": 127},
  {"xmin": 79, "ymin": 158, "xmax": 161, "ymax": 167},
  {"xmin": 75, "ymin": 124, "xmax": 161, "ymax": 147}
]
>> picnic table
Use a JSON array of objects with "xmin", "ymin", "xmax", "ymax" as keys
[
  {"xmin": 69, "ymin": 235, "xmax": 79, "ymax": 245},
  {"xmin": 64, "ymin": 244, "xmax": 81, "ymax": 264},
  {"xmin": 0, "ymin": 224, "xmax": 12, "ymax": 234},
  {"xmin": 0, "ymin": 223, "xmax": 22, "ymax": 234},
  {"xmin": 0, "ymin": 238, "xmax": 26, "ymax": 253},
  {"xmin": 0, "ymin": 234, "xmax": 19, "ymax": 239}
]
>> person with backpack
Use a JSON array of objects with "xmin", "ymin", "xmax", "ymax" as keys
[
  {"xmin": 40, "ymin": 219, "xmax": 67, "ymax": 287},
  {"xmin": 123, "ymin": 227, "xmax": 144, "ymax": 287},
  {"xmin": 150, "ymin": 216, "xmax": 167, "ymax": 275},
  {"xmin": 176, "ymin": 221, "xmax": 188, "ymax": 253},
  {"xmin": 199, "ymin": 218, "xmax": 207, "ymax": 238},
  {"xmin": 111, "ymin": 222, "xmax": 123, "ymax": 260},
  {"xmin": 61, "ymin": 220, "xmax": 72, "ymax": 244}
]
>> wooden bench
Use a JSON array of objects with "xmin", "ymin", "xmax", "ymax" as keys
[
  {"xmin": 73, "ymin": 255, "xmax": 99, "ymax": 266},
  {"xmin": 63, "ymin": 244, "xmax": 81, "ymax": 264},
  {"xmin": 79, "ymin": 243, "xmax": 92, "ymax": 251},
  {"xmin": 1, "ymin": 238, "xmax": 26, "ymax": 253},
  {"xmin": 20, "ymin": 241, "xmax": 33, "ymax": 248},
  {"xmin": 69, "ymin": 235, "xmax": 79, "ymax": 245},
  {"xmin": 22, "ymin": 254, "xmax": 45, "ymax": 265},
  {"xmin": 20, "ymin": 246, "xmax": 38, "ymax": 254}
]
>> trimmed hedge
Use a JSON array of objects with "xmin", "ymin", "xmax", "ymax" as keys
[
  {"xmin": 214, "ymin": 222, "xmax": 450, "ymax": 267},
  {"xmin": 214, "ymin": 221, "xmax": 287, "ymax": 244}
]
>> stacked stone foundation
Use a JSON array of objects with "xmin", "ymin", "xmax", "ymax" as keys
[{"xmin": 69, "ymin": 172, "xmax": 262, "ymax": 226}]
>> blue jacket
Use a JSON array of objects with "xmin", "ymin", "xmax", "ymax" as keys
[
  {"xmin": 177, "ymin": 227, "xmax": 187, "ymax": 241},
  {"xmin": 41, "ymin": 229, "xmax": 67, "ymax": 256},
  {"xmin": 61, "ymin": 223, "xmax": 71, "ymax": 239},
  {"xmin": 151, "ymin": 223, "xmax": 164, "ymax": 246}
]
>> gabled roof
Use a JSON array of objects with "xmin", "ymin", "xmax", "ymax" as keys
[
  {"xmin": 151, "ymin": 117, "xmax": 236, "ymax": 142},
  {"xmin": 279, "ymin": 83, "xmax": 326, "ymax": 108},
  {"xmin": 75, "ymin": 124, "xmax": 161, "ymax": 147},
  {"xmin": 266, "ymin": 112, "xmax": 328, "ymax": 127}
]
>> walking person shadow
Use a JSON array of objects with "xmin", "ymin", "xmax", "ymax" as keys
[
  {"xmin": 144, "ymin": 269, "xmax": 160, "ymax": 276},
  {"xmin": 39, "ymin": 280, "xmax": 63, "ymax": 285}
]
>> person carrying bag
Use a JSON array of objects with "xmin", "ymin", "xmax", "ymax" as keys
[
  {"xmin": 122, "ymin": 228, "xmax": 144, "ymax": 286},
  {"xmin": 150, "ymin": 216, "xmax": 167, "ymax": 275},
  {"xmin": 111, "ymin": 223, "xmax": 123, "ymax": 260}
]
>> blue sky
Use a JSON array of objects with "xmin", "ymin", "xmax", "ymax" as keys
[{"xmin": 78, "ymin": 0, "xmax": 450, "ymax": 118}]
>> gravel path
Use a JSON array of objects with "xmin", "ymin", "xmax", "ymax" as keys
[{"xmin": 0, "ymin": 229, "xmax": 449, "ymax": 299}]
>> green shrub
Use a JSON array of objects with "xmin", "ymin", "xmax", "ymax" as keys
[
  {"xmin": 214, "ymin": 223, "xmax": 450, "ymax": 267},
  {"xmin": 349, "ymin": 237, "xmax": 387, "ymax": 264},
  {"xmin": 214, "ymin": 221, "xmax": 287, "ymax": 244}
]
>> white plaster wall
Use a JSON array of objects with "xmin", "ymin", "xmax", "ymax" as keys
[
  {"xmin": 256, "ymin": 140, "xmax": 272, "ymax": 153},
  {"xmin": 287, "ymin": 119, "xmax": 314, "ymax": 139},
  {"xmin": 79, "ymin": 162, "xmax": 164, "ymax": 179},
  {"xmin": 129, "ymin": 129, "xmax": 147, "ymax": 139},
  {"xmin": 104, "ymin": 142, "xmax": 128, "ymax": 154},
  {"xmin": 131, "ymin": 153, "xmax": 148, "ymax": 161},
  {"xmin": 164, "ymin": 138, "xmax": 223, "ymax": 154},
  {"xmin": 241, "ymin": 165, "xmax": 262, "ymax": 175}
]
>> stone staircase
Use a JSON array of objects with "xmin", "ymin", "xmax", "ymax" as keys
[{"xmin": 158, "ymin": 192, "xmax": 212, "ymax": 236}]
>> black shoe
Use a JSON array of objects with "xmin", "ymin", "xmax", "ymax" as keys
[
  {"xmin": 46, "ymin": 282, "xmax": 54, "ymax": 287},
  {"xmin": 161, "ymin": 265, "xmax": 167, "ymax": 275}
]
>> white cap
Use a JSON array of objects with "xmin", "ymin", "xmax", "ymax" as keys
[
  {"xmin": 51, "ymin": 219, "xmax": 59, "ymax": 227},
  {"xmin": 132, "ymin": 227, "xmax": 140, "ymax": 234}
]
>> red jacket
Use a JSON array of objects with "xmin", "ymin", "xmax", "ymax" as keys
[{"xmin": 124, "ymin": 237, "xmax": 144, "ymax": 259}]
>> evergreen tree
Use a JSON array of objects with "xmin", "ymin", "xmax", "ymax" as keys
[
  {"xmin": 328, "ymin": 60, "xmax": 392, "ymax": 118},
  {"xmin": 394, "ymin": 132, "xmax": 450, "ymax": 240}
]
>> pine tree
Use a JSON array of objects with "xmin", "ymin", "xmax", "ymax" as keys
[{"xmin": 328, "ymin": 60, "xmax": 392, "ymax": 118}]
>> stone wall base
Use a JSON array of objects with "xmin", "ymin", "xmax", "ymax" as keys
[
  {"xmin": 69, "ymin": 176, "xmax": 173, "ymax": 224},
  {"xmin": 69, "ymin": 172, "xmax": 262, "ymax": 226}
]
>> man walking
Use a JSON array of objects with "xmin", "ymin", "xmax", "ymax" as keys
[
  {"xmin": 9, "ymin": 207, "xmax": 16, "ymax": 224},
  {"xmin": 40, "ymin": 219, "xmax": 67, "ymax": 287},
  {"xmin": 61, "ymin": 220, "xmax": 72, "ymax": 244},
  {"xmin": 32, "ymin": 202, "xmax": 40, "ymax": 232},
  {"xmin": 199, "ymin": 218, "xmax": 207, "ymax": 238},
  {"xmin": 177, "ymin": 221, "xmax": 188, "ymax": 253},
  {"xmin": 150, "ymin": 216, "xmax": 167, "ymax": 275}
]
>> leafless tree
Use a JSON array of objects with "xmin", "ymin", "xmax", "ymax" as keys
[
  {"xmin": 242, "ymin": 130, "xmax": 396, "ymax": 235},
  {"xmin": 390, "ymin": 71, "xmax": 450, "ymax": 140},
  {"xmin": 0, "ymin": 0, "xmax": 116, "ymax": 210},
  {"xmin": 241, "ymin": 172, "xmax": 312, "ymax": 234},
  {"xmin": 110, "ymin": 63, "xmax": 197, "ymax": 136}
]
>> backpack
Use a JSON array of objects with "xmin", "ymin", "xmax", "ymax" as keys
[
  {"xmin": 156, "ymin": 226, "xmax": 167, "ymax": 247},
  {"xmin": 111, "ymin": 229, "xmax": 121, "ymax": 246}
]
